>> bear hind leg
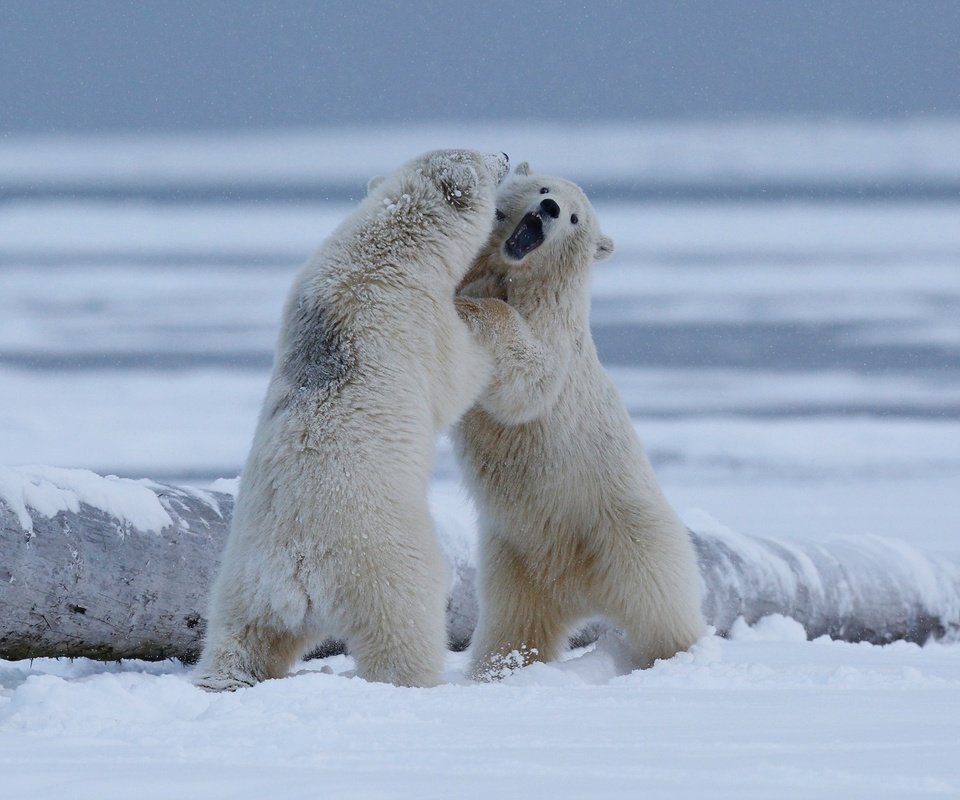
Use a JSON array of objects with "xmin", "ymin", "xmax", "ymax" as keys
[
  {"xmin": 348, "ymin": 613, "xmax": 447, "ymax": 689},
  {"xmin": 193, "ymin": 622, "xmax": 307, "ymax": 692},
  {"xmin": 598, "ymin": 557, "xmax": 705, "ymax": 670},
  {"xmin": 334, "ymin": 521, "xmax": 449, "ymax": 688},
  {"xmin": 470, "ymin": 536, "xmax": 574, "ymax": 680}
]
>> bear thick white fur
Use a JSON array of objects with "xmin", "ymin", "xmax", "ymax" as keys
[
  {"xmin": 195, "ymin": 149, "xmax": 508, "ymax": 690},
  {"xmin": 453, "ymin": 163, "xmax": 705, "ymax": 677}
]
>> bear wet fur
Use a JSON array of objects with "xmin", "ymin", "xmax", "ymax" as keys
[
  {"xmin": 194, "ymin": 150, "xmax": 508, "ymax": 691},
  {"xmin": 453, "ymin": 163, "xmax": 705, "ymax": 678}
]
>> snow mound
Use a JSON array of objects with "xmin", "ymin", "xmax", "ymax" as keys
[{"xmin": 0, "ymin": 465, "xmax": 173, "ymax": 534}]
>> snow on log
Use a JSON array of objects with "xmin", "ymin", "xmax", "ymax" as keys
[{"xmin": 1, "ymin": 466, "xmax": 958, "ymax": 662}]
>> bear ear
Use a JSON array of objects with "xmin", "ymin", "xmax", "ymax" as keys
[
  {"xmin": 513, "ymin": 161, "xmax": 533, "ymax": 176},
  {"xmin": 594, "ymin": 234, "xmax": 614, "ymax": 262},
  {"xmin": 366, "ymin": 175, "xmax": 386, "ymax": 195}
]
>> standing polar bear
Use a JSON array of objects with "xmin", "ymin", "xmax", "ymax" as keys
[
  {"xmin": 195, "ymin": 149, "xmax": 509, "ymax": 691},
  {"xmin": 453, "ymin": 163, "xmax": 705, "ymax": 677}
]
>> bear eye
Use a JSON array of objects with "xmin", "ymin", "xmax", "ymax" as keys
[
  {"xmin": 570, "ymin": 214, "xmax": 579, "ymax": 224},
  {"xmin": 495, "ymin": 209, "xmax": 506, "ymax": 222},
  {"xmin": 539, "ymin": 187, "xmax": 549, "ymax": 194}
]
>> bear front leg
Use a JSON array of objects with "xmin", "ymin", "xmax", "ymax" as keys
[
  {"xmin": 457, "ymin": 251, "xmax": 505, "ymax": 299},
  {"xmin": 469, "ymin": 533, "xmax": 570, "ymax": 681},
  {"xmin": 458, "ymin": 265, "xmax": 507, "ymax": 302},
  {"xmin": 455, "ymin": 297, "xmax": 570, "ymax": 425}
]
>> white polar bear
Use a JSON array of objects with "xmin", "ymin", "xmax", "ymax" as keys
[
  {"xmin": 195, "ymin": 149, "xmax": 509, "ymax": 690},
  {"xmin": 453, "ymin": 163, "xmax": 705, "ymax": 678}
]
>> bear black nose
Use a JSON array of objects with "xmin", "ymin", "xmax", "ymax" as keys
[{"xmin": 540, "ymin": 198, "xmax": 560, "ymax": 219}]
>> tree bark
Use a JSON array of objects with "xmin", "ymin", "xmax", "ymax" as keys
[{"xmin": 2, "ymin": 471, "xmax": 958, "ymax": 662}]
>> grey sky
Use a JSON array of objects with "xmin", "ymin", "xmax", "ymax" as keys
[{"xmin": 2, "ymin": 1, "xmax": 959, "ymax": 133}]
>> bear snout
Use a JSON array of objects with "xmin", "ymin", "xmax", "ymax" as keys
[{"xmin": 540, "ymin": 198, "xmax": 560, "ymax": 219}]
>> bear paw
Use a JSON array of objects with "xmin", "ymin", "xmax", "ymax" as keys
[{"xmin": 192, "ymin": 671, "xmax": 257, "ymax": 692}]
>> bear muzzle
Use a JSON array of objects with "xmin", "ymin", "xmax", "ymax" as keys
[{"xmin": 504, "ymin": 198, "xmax": 560, "ymax": 260}]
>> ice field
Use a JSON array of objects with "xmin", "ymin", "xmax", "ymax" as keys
[{"xmin": 1, "ymin": 124, "xmax": 959, "ymax": 797}]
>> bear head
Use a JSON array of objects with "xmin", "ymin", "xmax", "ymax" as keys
[
  {"xmin": 367, "ymin": 150, "xmax": 510, "ymax": 212},
  {"xmin": 489, "ymin": 162, "xmax": 613, "ymax": 276},
  {"xmin": 363, "ymin": 150, "xmax": 510, "ymax": 283}
]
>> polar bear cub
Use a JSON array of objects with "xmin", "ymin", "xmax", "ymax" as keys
[
  {"xmin": 195, "ymin": 149, "xmax": 509, "ymax": 691},
  {"xmin": 453, "ymin": 163, "xmax": 705, "ymax": 677}
]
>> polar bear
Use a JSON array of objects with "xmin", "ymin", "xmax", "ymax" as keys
[
  {"xmin": 194, "ymin": 149, "xmax": 509, "ymax": 691},
  {"xmin": 453, "ymin": 163, "xmax": 705, "ymax": 678}
]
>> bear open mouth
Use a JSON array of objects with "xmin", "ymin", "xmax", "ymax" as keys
[{"xmin": 504, "ymin": 212, "xmax": 545, "ymax": 260}]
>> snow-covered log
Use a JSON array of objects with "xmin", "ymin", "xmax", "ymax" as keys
[
  {"xmin": 1, "ymin": 467, "xmax": 958, "ymax": 662},
  {"xmin": 0, "ymin": 467, "xmax": 229, "ymax": 662},
  {"xmin": 690, "ymin": 511, "xmax": 960, "ymax": 644}
]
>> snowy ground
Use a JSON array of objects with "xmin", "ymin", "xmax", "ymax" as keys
[
  {"xmin": 3, "ymin": 625, "xmax": 960, "ymax": 800},
  {"xmin": 1, "ymin": 124, "xmax": 959, "ymax": 797}
]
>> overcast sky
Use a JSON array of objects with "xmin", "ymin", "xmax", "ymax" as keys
[{"xmin": 2, "ymin": 1, "xmax": 959, "ymax": 134}]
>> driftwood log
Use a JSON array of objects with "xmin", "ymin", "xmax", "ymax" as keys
[{"xmin": 1, "ymin": 467, "xmax": 958, "ymax": 662}]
